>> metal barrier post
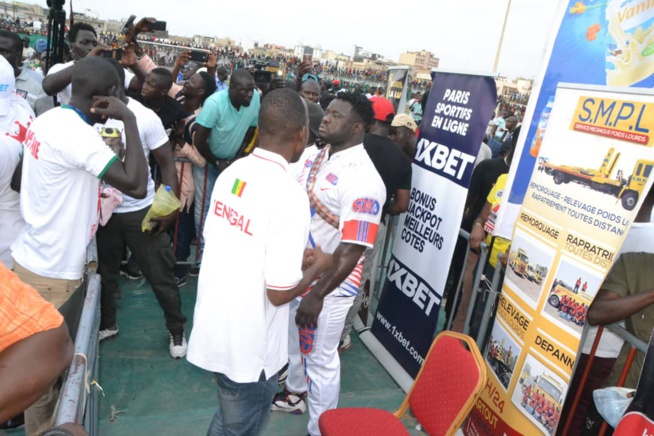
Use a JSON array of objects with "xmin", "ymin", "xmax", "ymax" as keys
[
  {"xmin": 463, "ymin": 246, "xmax": 488, "ymax": 336},
  {"xmin": 446, "ymin": 229, "xmax": 487, "ymax": 332},
  {"xmin": 195, "ymin": 165, "xmax": 209, "ymax": 263},
  {"xmin": 561, "ymin": 326, "xmax": 604, "ymax": 435},
  {"xmin": 55, "ymin": 273, "xmax": 101, "ymax": 427},
  {"xmin": 476, "ymin": 254, "xmax": 503, "ymax": 350}
]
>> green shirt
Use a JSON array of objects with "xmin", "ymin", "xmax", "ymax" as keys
[
  {"xmin": 196, "ymin": 90, "xmax": 260, "ymax": 159},
  {"xmin": 601, "ymin": 252, "xmax": 654, "ymax": 389}
]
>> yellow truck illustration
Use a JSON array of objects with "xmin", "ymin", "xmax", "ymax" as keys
[
  {"xmin": 509, "ymin": 248, "xmax": 529, "ymax": 277},
  {"xmin": 547, "ymin": 281, "xmax": 592, "ymax": 309},
  {"xmin": 539, "ymin": 147, "xmax": 654, "ymax": 211},
  {"xmin": 526, "ymin": 264, "xmax": 547, "ymax": 285},
  {"xmin": 519, "ymin": 372, "xmax": 564, "ymax": 434}
]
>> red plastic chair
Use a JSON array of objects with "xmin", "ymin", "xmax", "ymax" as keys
[{"xmin": 319, "ymin": 331, "xmax": 487, "ymax": 436}]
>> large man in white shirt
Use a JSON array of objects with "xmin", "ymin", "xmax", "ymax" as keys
[
  {"xmin": 187, "ymin": 89, "xmax": 331, "ymax": 436},
  {"xmin": 10, "ymin": 56, "xmax": 148, "ymax": 436},
  {"xmin": 271, "ymin": 92, "xmax": 386, "ymax": 436},
  {"xmin": 96, "ymin": 60, "xmax": 187, "ymax": 360}
]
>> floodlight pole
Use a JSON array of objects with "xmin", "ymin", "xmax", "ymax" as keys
[{"xmin": 493, "ymin": 0, "xmax": 512, "ymax": 74}]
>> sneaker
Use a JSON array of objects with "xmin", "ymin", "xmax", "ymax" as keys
[
  {"xmin": 271, "ymin": 389, "xmax": 307, "ymax": 414},
  {"xmin": 169, "ymin": 331, "xmax": 187, "ymax": 359},
  {"xmin": 99, "ymin": 327, "xmax": 119, "ymax": 342},
  {"xmin": 188, "ymin": 265, "xmax": 200, "ymax": 277},
  {"xmin": 338, "ymin": 334, "xmax": 351, "ymax": 352},
  {"xmin": 119, "ymin": 264, "xmax": 142, "ymax": 280},
  {"xmin": 175, "ymin": 275, "xmax": 187, "ymax": 288},
  {"xmin": 278, "ymin": 363, "xmax": 289, "ymax": 385}
]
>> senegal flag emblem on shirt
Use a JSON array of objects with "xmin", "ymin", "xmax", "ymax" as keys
[{"xmin": 232, "ymin": 179, "xmax": 247, "ymax": 197}]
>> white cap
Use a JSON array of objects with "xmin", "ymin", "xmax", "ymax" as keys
[{"xmin": 0, "ymin": 56, "xmax": 15, "ymax": 117}]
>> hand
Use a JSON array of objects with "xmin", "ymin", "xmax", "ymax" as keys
[
  {"xmin": 90, "ymin": 96, "xmax": 132, "ymax": 121},
  {"xmin": 297, "ymin": 61, "xmax": 312, "ymax": 77},
  {"xmin": 470, "ymin": 224, "xmax": 485, "ymax": 250},
  {"xmin": 302, "ymin": 248, "xmax": 315, "ymax": 271},
  {"xmin": 88, "ymin": 44, "xmax": 112, "ymax": 58},
  {"xmin": 311, "ymin": 245, "xmax": 332, "ymax": 276},
  {"xmin": 176, "ymin": 51, "xmax": 191, "ymax": 69},
  {"xmin": 205, "ymin": 51, "xmax": 217, "ymax": 69},
  {"xmin": 217, "ymin": 159, "xmax": 232, "ymax": 172},
  {"xmin": 120, "ymin": 43, "xmax": 137, "ymax": 68},
  {"xmin": 295, "ymin": 292, "xmax": 323, "ymax": 329},
  {"xmin": 133, "ymin": 17, "xmax": 156, "ymax": 35},
  {"xmin": 149, "ymin": 210, "xmax": 179, "ymax": 237}
]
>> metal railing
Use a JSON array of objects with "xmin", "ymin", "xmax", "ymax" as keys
[{"xmin": 54, "ymin": 245, "xmax": 102, "ymax": 435}]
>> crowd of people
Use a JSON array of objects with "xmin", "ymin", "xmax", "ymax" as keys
[
  {"xmin": 1, "ymin": 12, "xmax": 653, "ymax": 436},
  {"xmin": 0, "ymin": 17, "xmax": 417, "ymax": 436}
]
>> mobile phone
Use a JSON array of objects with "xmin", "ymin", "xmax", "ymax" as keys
[
  {"xmin": 254, "ymin": 70, "xmax": 272, "ymax": 83},
  {"xmin": 303, "ymin": 53, "xmax": 312, "ymax": 64},
  {"xmin": 147, "ymin": 20, "xmax": 167, "ymax": 32},
  {"xmin": 120, "ymin": 15, "xmax": 136, "ymax": 33},
  {"xmin": 190, "ymin": 50, "xmax": 208, "ymax": 63},
  {"xmin": 102, "ymin": 48, "xmax": 123, "ymax": 61}
]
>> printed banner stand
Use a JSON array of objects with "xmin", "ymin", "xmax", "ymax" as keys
[
  {"xmin": 361, "ymin": 69, "xmax": 497, "ymax": 390},
  {"xmin": 385, "ymin": 66, "xmax": 410, "ymax": 114},
  {"xmin": 466, "ymin": 84, "xmax": 654, "ymax": 436},
  {"xmin": 496, "ymin": 0, "xmax": 654, "ymax": 240}
]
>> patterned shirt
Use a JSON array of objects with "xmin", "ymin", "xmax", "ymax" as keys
[{"xmin": 296, "ymin": 144, "xmax": 386, "ymax": 297}]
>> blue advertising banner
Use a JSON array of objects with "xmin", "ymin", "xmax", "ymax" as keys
[
  {"xmin": 370, "ymin": 72, "xmax": 497, "ymax": 377},
  {"xmin": 496, "ymin": 0, "xmax": 654, "ymax": 239}
]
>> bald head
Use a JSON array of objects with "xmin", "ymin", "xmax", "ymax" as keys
[
  {"xmin": 300, "ymin": 80, "xmax": 320, "ymax": 104},
  {"xmin": 506, "ymin": 116, "xmax": 518, "ymax": 131},
  {"xmin": 258, "ymin": 88, "xmax": 308, "ymax": 162},
  {"xmin": 71, "ymin": 57, "xmax": 120, "ymax": 99},
  {"xmin": 231, "ymin": 69, "xmax": 254, "ymax": 86}
]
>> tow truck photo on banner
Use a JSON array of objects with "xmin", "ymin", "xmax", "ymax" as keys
[
  {"xmin": 360, "ymin": 71, "xmax": 496, "ymax": 387},
  {"xmin": 465, "ymin": 85, "xmax": 654, "ymax": 436}
]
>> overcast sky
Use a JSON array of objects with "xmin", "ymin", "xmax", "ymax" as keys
[{"xmin": 24, "ymin": 0, "xmax": 563, "ymax": 79}]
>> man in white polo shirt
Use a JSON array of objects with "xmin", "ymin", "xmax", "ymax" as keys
[
  {"xmin": 271, "ymin": 92, "xmax": 386, "ymax": 436},
  {"xmin": 10, "ymin": 56, "xmax": 148, "ymax": 436},
  {"xmin": 187, "ymin": 89, "xmax": 331, "ymax": 436}
]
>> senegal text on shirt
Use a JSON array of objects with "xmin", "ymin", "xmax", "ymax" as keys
[{"xmin": 213, "ymin": 200, "xmax": 253, "ymax": 236}]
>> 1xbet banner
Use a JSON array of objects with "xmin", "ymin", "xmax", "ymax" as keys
[{"xmin": 371, "ymin": 72, "xmax": 497, "ymax": 377}]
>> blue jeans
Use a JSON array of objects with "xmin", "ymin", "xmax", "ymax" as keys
[
  {"xmin": 193, "ymin": 164, "xmax": 220, "ymax": 255},
  {"xmin": 207, "ymin": 371, "xmax": 279, "ymax": 436}
]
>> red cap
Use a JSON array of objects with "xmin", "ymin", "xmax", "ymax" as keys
[
  {"xmin": 332, "ymin": 79, "xmax": 340, "ymax": 86},
  {"xmin": 369, "ymin": 96, "xmax": 395, "ymax": 123}
]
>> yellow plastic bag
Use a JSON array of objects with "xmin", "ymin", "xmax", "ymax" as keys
[{"xmin": 141, "ymin": 185, "xmax": 181, "ymax": 232}]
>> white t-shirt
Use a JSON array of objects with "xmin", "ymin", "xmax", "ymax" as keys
[
  {"xmin": 47, "ymin": 61, "xmax": 135, "ymax": 105},
  {"xmin": 582, "ymin": 222, "xmax": 654, "ymax": 357},
  {"xmin": 0, "ymin": 95, "xmax": 35, "ymax": 268},
  {"xmin": 187, "ymin": 148, "xmax": 310, "ymax": 383},
  {"xmin": 11, "ymin": 107, "xmax": 118, "ymax": 280},
  {"xmin": 295, "ymin": 144, "xmax": 386, "ymax": 297},
  {"xmin": 95, "ymin": 97, "xmax": 168, "ymax": 213}
]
